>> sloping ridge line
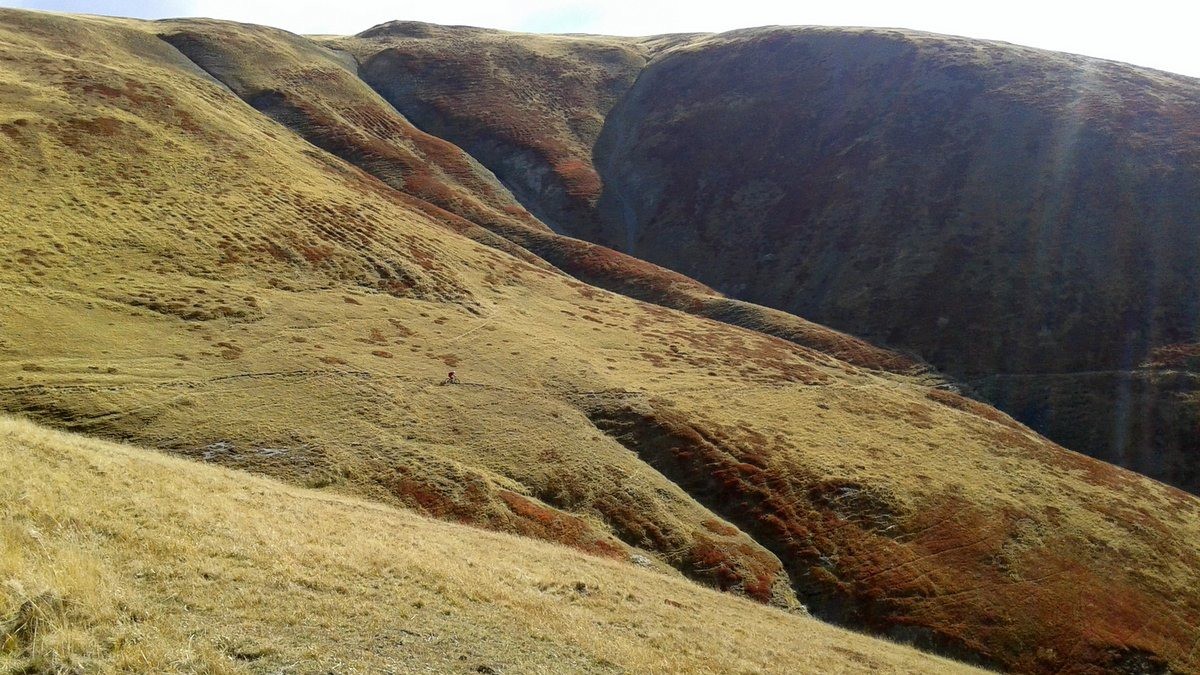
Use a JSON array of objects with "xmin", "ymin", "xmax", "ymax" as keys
[{"xmin": 149, "ymin": 28, "xmax": 995, "ymax": 667}]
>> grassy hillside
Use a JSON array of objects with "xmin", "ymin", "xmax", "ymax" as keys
[
  {"xmin": 588, "ymin": 28, "xmax": 1200, "ymax": 494},
  {"xmin": 330, "ymin": 20, "xmax": 649, "ymax": 235},
  {"xmin": 160, "ymin": 19, "xmax": 926, "ymax": 378},
  {"xmin": 2, "ymin": 9, "xmax": 1200, "ymax": 673},
  {"xmin": 0, "ymin": 416, "xmax": 981, "ymax": 673},
  {"xmin": 333, "ymin": 22, "xmax": 1200, "ymax": 495}
]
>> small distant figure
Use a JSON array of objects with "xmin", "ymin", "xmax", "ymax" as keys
[{"xmin": 445, "ymin": 370, "xmax": 458, "ymax": 385}]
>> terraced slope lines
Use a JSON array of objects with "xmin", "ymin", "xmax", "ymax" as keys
[{"xmin": 2, "ymin": 9, "xmax": 1200, "ymax": 675}]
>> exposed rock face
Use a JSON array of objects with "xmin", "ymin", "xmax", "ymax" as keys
[{"xmin": 335, "ymin": 24, "xmax": 1200, "ymax": 493}]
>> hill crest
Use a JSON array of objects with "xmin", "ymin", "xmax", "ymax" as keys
[{"xmin": 1, "ymin": 9, "xmax": 1199, "ymax": 673}]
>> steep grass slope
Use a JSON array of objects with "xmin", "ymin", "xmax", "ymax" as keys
[
  {"xmin": 331, "ymin": 20, "xmax": 649, "ymax": 236},
  {"xmin": 590, "ymin": 28, "xmax": 1200, "ymax": 493},
  {"xmin": 0, "ymin": 416, "xmax": 979, "ymax": 674},
  {"xmin": 2, "ymin": 10, "xmax": 1200, "ymax": 673},
  {"xmin": 164, "ymin": 19, "xmax": 926, "ymax": 377},
  {"xmin": 334, "ymin": 23, "xmax": 1200, "ymax": 494},
  {"xmin": 0, "ymin": 10, "xmax": 797, "ymax": 606}
]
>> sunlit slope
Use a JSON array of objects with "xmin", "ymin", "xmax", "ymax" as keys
[
  {"xmin": 157, "ymin": 18, "xmax": 556, "ymax": 243},
  {"xmin": 164, "ymin": 18, "xmax": 927, "ymax": 377},
  {"xmin": 0, "ymin": 8, "xmax": 796, "ymax": 606},
  {"xmin": 0, "ymin": 416, "xmax": 982, "ymax": 674},
  {"xmin": 1, "ymin": 9, "xmax": 1200, "ymax": 673}
]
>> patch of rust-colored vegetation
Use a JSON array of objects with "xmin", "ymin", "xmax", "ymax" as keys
[
  {"xmin": 1145, "ymin": 342, "xmax": 1200, "ymax": 370},
  {"xmin": 497, "ymin": 490, "xmax": 626, "ymax": 560},
  {"xmin": 581, "ymin": 395, "xmax": 1200, "ymax": 672},
  {"xmin": 0, "ymin": 416, "xmax": 983, "ymax": 674}
]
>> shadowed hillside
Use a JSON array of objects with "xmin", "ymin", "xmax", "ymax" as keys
[
  {"xmin": 336, "ymin": 20, "xmax": 650, "ymax": 235},
  {"xmin": 2, "ymin": 9, "xmax": 1200, "ymax": 673},
  {"xmin": 591, "ymin": 28, "xmax": 1200, "ymax": 494},
  {"xmin": 333, "ymin": 23, "xmax": 1200, "ymax": 495}
]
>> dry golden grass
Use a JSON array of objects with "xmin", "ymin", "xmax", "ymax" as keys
[
  {"xmin": 1, "ymin": 8, "xmax": 1199, "ymax": 672},
  {"xmin": 0, "ymin": 416, "xmax": 979, "ymax": 674}
]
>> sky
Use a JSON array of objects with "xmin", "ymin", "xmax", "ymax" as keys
[{"xmin": 5, "ymin": 0, "xmax": 1199, "ymax": 78}]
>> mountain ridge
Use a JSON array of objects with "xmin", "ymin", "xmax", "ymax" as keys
[
  {"xmin": 2, "ymin": 8, "xmax": 1199, "ymax": 673},
  {"xmin": 325, "ymin": 20, "xmax": 1200, "ymax": 494}
]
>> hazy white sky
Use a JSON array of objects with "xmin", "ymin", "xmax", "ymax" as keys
[{"xmin": 6, "ymin": 0, "xmax": 1199, "ymax": 78}]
